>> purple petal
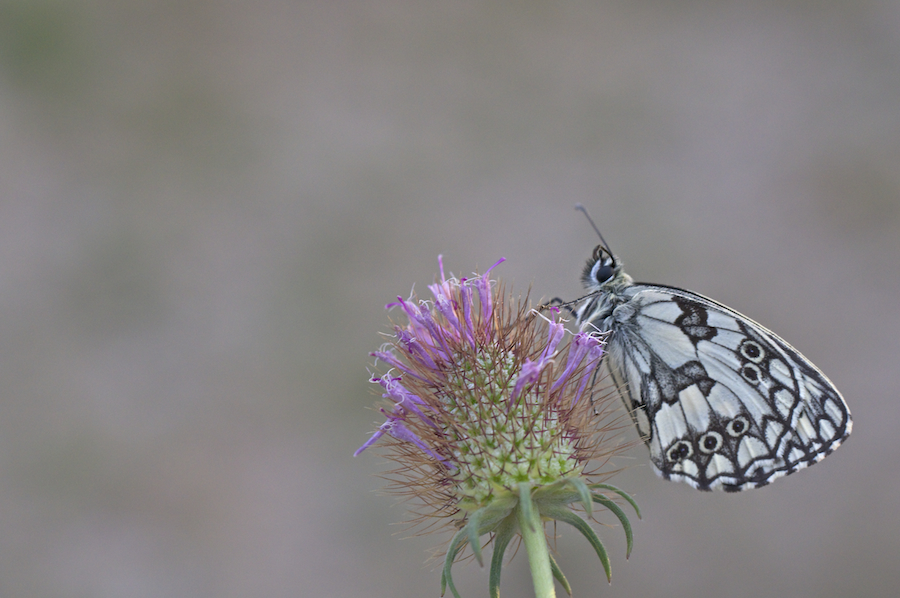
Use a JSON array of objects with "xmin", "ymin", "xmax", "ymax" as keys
[
  {"xmin": 432, "ymin": 292, "xmax": 462, "ymax": 340},
  {"xmin": 508, "ymin": 318, "xmax": 566, "ymax": 403},
  {"xmin": 384, "ymin": 420, "xmax": 454, "ymax": 469},
  {"xmin": 396, "ymin": 329, "xmax": 440, "ymax": 371},
  {"xmin": 370, "ymin": 351, "xmax": 427, "ymax": 382},
  {"xmin": 571, "ymin": 341, "xmax": 605, "ymax": 406},
  {"xmin": 510, "ymin": 358, "xmax": 545, "ymax": 404},
  {"xmin": 395, "ymin": 294, "xmax": 454, "ymax": 358},
  {"xmin": 375, "ymin": 374, "xmax": 439, "ymax": 429},
  {"xmin": 353, "ymin": 427, "xmax": 388, "ymax": 456},
  {"xmin": 539, "ymin": 320, "xmax": 566, "ymax": 362},
  {"xmin": 484, "ymin": 257, "xmax": 505, "ymax": 276},
  {"xmin": 472, "ymin": 258, "xmax": 504, "ymax": 326},
  {"xmin": 458, "ymin": 279, "xmax": 476, "ymax": 348},
  {"xmin": 550, "ymin": 332, "xmax": 594, "ymax": 392},
  {"xmin": 373, "ymin": 373, "xmax": 426, "ymax": 405},
  {"xmin": 393, "ymin": 296, "xmax": 432, "ymax": 336}
]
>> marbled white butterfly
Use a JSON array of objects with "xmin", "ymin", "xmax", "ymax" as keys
[{"xmin": 571, "ymin": 209, "xmax": 852, "ymax": 491}]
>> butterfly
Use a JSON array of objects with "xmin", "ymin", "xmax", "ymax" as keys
[{"xmin": 570, "ymin": 223, "xmax": 852, "ymax": 491}]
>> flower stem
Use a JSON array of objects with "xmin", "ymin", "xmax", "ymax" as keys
[{"xmin": 516, "ymin": 488, "xmax": 556, "ymax": 598}]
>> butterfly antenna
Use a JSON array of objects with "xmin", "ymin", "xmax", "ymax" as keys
[{"xmin": 574, "ymin": 203, "xmax": 613, "ymax": 254}]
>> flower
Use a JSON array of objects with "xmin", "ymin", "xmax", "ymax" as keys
[{"xmin": 355, "ymin": 257, "xmax": 639, "ymax": 598}]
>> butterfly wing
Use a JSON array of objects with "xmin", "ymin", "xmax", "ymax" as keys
[{"xmin": 599, "ymin": 284, "xmax": 852, "ymax": 491}]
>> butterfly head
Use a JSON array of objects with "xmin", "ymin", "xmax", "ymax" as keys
[{"xmin": 582, "ymin": 244, "xmax": 629, "ymax": 291}]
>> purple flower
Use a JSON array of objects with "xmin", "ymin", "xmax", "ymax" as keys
[
  {"xmin": 355, "ymin": 257, "xmax": 639, "ymax": 598},
  {"xmin": 356, "ymin": 257, "xmax": 621, "ymax": 504}
]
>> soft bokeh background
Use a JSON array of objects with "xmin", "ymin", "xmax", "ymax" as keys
[{"xmin": 1, "ymin": 1, "xmax": 897, "ymax": 597}]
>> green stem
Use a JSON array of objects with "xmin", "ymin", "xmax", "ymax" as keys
[{"xmin": 516, "ymin": 486, "xmax": 556, "ymax": 598}]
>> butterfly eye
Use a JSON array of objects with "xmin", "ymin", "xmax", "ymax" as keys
[
  {"xmin": 726, "ymin": 416, "xmax": 749, "ymax": 437},
  {"xmin": 698, "ymin": 431, "xmax": 724, "ymax": 454},
  {"xmin": 666, "ymin": 440, "xmax": 693, "ymax": 462},
  {"xmin": 594, "ymin": 264, "xmax": 614, "ymax": 284}
]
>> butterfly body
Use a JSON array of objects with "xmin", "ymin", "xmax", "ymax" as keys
[{"xmin": 575, "ymin": 245, "xmax": 852, "ymax": 491}]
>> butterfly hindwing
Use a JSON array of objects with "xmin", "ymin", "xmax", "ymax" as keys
[{"xmin": 593, "ymin": 284, "xmax": 851, "ymax": 491}]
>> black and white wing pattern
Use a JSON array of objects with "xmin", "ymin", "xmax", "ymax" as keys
[{"xmin": 575, "ymin": 245, "xmax": 852, "ymax": 491}]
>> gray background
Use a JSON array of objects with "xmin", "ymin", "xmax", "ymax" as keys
[{"xmin": 1, "ymin": 1, "xmax": 897, "ymax": 597}]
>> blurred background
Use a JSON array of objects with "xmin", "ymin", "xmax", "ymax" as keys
[{"xmin": 0, "ymin": 1, "xmax": 897, "ymax": 596}]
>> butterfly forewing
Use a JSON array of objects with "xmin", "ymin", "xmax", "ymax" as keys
[{"xmin": 576, "ymin": 248, "xmax": 851, "ymax": 491}]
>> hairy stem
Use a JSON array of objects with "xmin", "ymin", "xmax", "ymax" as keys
[{"xmin": 516, "ymin": 487, "xmax": 555, "ymax": 598}]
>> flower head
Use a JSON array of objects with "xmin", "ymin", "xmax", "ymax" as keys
[{"xmin": 356, "ymin": 257, "xmax": 639, "ymax": 598}]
